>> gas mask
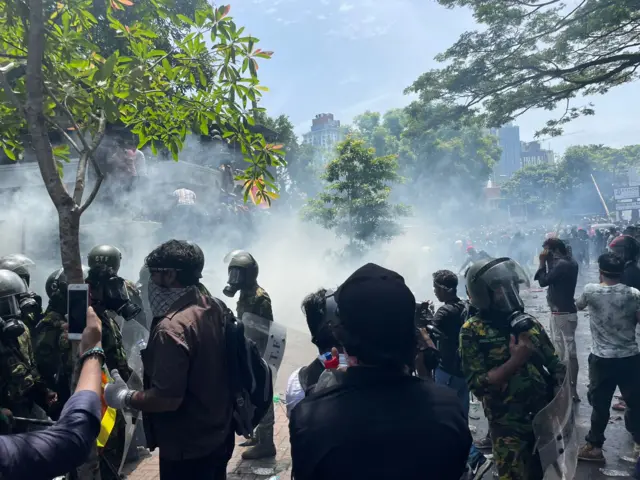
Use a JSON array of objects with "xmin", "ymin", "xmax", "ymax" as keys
[
  {"xmin": 18, "ymin": 291, "xmax": 40, "ymax": 317},
  {"xmin": 103, "ymin": 276, "xmax": 142, "ymax": 321},
  {"xmin": 223, "ymin": 267, "xmax": 245, "ymax": 298},
  {"xmin": 0, "ymin": 295, "xmax": 25, "ymax": 339}
]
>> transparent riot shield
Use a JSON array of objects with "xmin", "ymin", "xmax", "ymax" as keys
[
  {"xmin": 532, "ymin": 331, "xmax": 578, "ymax": 480},
  {"xmin": 118, "ymin": 316, "xmax": 150, "ymax": 474},
  {"xmin": 263, "ymin": 321, "xmax": 287, "ymax": 382},
  {"xmin": 241, "ymin": 312, "xmax": 271, "ymax": 356}
]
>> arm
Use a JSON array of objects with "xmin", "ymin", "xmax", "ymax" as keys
[
  {"xmin": 575, "ymin": 292, "xmax": 588, "ymax": 311},
  {"xmin": 534, "ymin": 261, "xmax": 563, "ymax": 288},
  {"xmin": 129, "ymin": 328, "xmax": 187, "ymax": 413}
]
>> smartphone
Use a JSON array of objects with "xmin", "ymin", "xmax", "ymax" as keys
[{"xmin": 67, "ymin": 284, "xmax": 89, "ymax": 341}]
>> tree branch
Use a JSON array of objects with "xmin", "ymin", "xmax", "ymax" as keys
[
  {"xmin": 43, "ymin": 82, "xmax": 92, "ymax": 152},
  {"xmin": 79, "ymin": 110, "xmax": 106, "ymax": 215},
  {"xmin": 45, "ymin": 118, "xmax": 82, "ymax": 154},
  {"xmin": 0, "ymin": 53, "xmax": 27, "ymax": 59}
]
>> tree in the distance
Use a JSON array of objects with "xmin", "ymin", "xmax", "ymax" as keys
[
  {"xmin": 303, "ymin": 137, "xmax": 410, "ymax": 253},
  {"xmin": 407, "ymin": 0, "xmax": 640, "ymax": 136}
]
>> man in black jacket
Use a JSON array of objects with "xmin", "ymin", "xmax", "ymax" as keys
[
  {"xmin": 534, "ymin": 238, "xmax": 580, "ymax": 401},
  {"xmin": 289, "ymin": 263, "xmax": 471, "ymax": 480}
]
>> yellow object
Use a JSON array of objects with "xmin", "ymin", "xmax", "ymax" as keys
[{"xmin": 97, "ymin": 368, "xmax": 117, "ymax": 448}]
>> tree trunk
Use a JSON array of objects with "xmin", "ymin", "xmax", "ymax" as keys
[{"xmin": 58, "ymin": 207, "xmax": 84, "ymax": 283}]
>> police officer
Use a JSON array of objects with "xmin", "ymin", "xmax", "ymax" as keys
[
  {"xmin": 460, "ymin": 257, "xmax": 566, "ymax": 480},
  {"xmin": 223, "ymin": 250, "xmax": 275, "ymax": 459},
  {"xmin": 0, "ymin": 269, "xmax": 56, "ymax": 432},
  {"xmin": 33, "ymin": 267, "xmax": 89, "ymax": 410},
  {"xmin": 0, "ymin": 254, "xmax": 42, "ymax": 334},
  {"xmin": 88, "ymin": 244, "xmax": 146, "ymax": 327}
]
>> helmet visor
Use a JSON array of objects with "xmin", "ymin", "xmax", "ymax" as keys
[
  {"xmin": 0, "ymin": 295, "xmax": 20, "ymax": 318},
  {"xmin": 475, "ymin": 259, "xmax": 529, "ymax": 313},
  {"xmin": 227, "ymin": 267, "xmax": 245, "ymax": 286}
]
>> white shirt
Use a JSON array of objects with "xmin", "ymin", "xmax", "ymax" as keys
[
  {"xmin": 285, "ymin": 367, "xmax": 304, "ymax": 418},
  {"xmin": 576, "ymin": 283, "xmax": 640, "ymax": 358},
  {"xmin": 172, "ymin": 188, "xmax": 196, "ymax": 205}
]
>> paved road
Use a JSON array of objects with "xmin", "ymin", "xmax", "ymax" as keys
[{"xmin": 127, "ymin": 263, "xmax": 638, "ymax": 479}]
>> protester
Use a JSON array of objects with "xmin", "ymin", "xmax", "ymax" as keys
[
  {"xmin": 576, "ymin": 253, "xmax": 640, "ymax": 462},
  {"xmin": 0, "ymin": 306, "xmax": 103, "ymax": 480},
  {"xmin": 430, "ymin": 270, "xmax": 492, "ymax": 479},
  {"xmin": 104, "ymin": 240, "xmax": 233, "ymax": 480},
  {"xmin": 285, "ymin": 288, "xmax": 346, "ymax": 416},
  {"xmin": 534, "ymin": 237, "xmax": 580, "ymax": 401},
  {"xmin": 289, "ymin": 263, "xmax": 471, "ymax": 480}
]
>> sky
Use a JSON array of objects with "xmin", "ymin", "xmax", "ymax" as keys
[{"xmin": 230, "ymin": 0, "xmax": 639, "ymax": 156}]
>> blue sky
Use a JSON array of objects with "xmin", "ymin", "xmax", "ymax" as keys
[{"xmin": 231, "ymin": 0, "xmax": 639, "ymax": 155}]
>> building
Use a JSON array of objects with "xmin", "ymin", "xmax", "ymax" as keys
[
  {"xmin": 303, "ymin": 113, "xmax": 344, "ymax": 149},
  {"xmin": 490, "ymin": 124, "xmax": 522, "ymax": 183},
  {"xmin": 520, "ymin": 141, "xmax": 554, "ymax": 167}
]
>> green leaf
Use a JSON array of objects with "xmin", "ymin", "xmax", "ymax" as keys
[
  {"xmin": 97, "ymin": 54, "xmax": 117, "ymax": 82},
  {"xmin": 177, "ymin": 14, "xmax": 194, "ymax": 26},
  {"xmin": 3, "ymin": 148, "xmax": 16, "ymax": 161}
]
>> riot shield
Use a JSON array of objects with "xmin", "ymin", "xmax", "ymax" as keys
[
  {"xmin": 241, "ymin": 312, "xmax": 271, "ymax": 356},
  {"xmin": 532, "ymin": 331, "xmax": 578, "ymax": 480},
  {"xmin": 117, "ymin": 314, "xmax": 150, "ymax": 474},
  {"xmin": 263, "ymin": 321, "xmax": 287, "ymax": 381}
]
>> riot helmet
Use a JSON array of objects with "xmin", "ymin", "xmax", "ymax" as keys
[
  {"xmin": 465, "ymin": 257, "xmax": 534, "ymax": 334},
  {"xmin": 222, "ymin": 250, "xmax": 259, "ymax": 297},
  {"xmin": 0, "ymin": 269, "xmax": 28, "ymax": 338},
  {"xmin": 46, "ymin": 266, "xmax": 90, "ymax": 299},
  {"xmin": 88, "ymin": 245, "xmax": 123, "ymax": 273},
  {"xmin": 0, "ymin": 254, "xmax": 36, "ymax": 287},
  {"xmin": 609, "ymin": 235, "xmax": 640, "ymax": 264}
]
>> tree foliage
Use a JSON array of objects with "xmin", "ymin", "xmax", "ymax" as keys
[
  {"xmin": 349, "ymin": 103, "xmax": 500, "ymax": 218},
  {"xmin": 502, "ymin": 144, "xmax": 640, "ymax": 216},
  {"xmin": 0, "ymin": 0, "xmax": 282, "ymax": 280},
  {"xmin": 407, "ymin": 0, "xmax": 640, "ymax": 136},
  {"xmin": 303, "ymin": 137, "xmax": 410, "ymax": 252}
]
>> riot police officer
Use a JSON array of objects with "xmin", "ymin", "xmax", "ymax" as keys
[
  {"xmin": 34, "ymin": 266, "xmax": 90, "ymax": 410},
  {"xmin": 460, "ymin": 257, "xmax": 567, "ymax": 480},
  {"xmin": 88, "ymin": 244, "xmax": 146, "ymax": 328},
  {"xmin": 0, "ymin": 254, "xmax": 42, "ymax": 334},
  {"xmin": 223, "ymin": 250, "xmax": 275, "ymax": 459},
  {"xmin": 0, "ymin": 269, "xmax": 56, "ymax": 431}
]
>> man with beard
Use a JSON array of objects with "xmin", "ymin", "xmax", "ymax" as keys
[
  {"xmin": 534, "ymin": 238, "xmax": 580, "ymax": 401},
  {"xmin": 222, "ymin": 250, "xmax": 275, "ymax": 460}
]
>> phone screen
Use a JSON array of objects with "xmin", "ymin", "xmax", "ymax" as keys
[{"xmin": 68, "ymin": 286, "xmax": 88, "ymax": 338}]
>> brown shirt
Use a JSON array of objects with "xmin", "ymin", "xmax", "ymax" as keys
[{"xmin": 141, "ymin": 288, "xmax": 232, "ymax": 460}]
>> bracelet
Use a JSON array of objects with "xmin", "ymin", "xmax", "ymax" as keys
[
  {"xmin": 79, "ymin": 347, "xmax": 106, "ymax": 366},
  {"xmin": 124, "ymin": 390, "xmax": 136, "ymax": 408}
]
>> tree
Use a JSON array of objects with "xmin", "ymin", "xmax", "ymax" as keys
[
  {"xmin": 303, "ymin": 137, "xmax": 410, "ymax": 253},
  {"xmin": 407, "ymin": 0, "xmax": 640, "ymax": 136},
  {"xmin": 0, "ymin": 0, "xmax": 282, "ymax": 282},
  {"xmin": 502, "ymin": 164, "xmax": 567, "ymax": 216}
]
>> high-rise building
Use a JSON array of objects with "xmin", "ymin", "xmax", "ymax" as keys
[
  {"xmin": 490, "ymin": 124, "xmax": 522, "ymax": 183},
  {"xmin": 303, "ymin": 113, "xmax": 344, "ymax": 149},
  {"xmin": 520, "ymin": 141, "xmax": 554, "ymax": 167}
]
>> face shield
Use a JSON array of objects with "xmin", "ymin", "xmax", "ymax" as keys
[
  {"xmin": 223, "ymin": 267, "xmax": 246, "ymax": 297},
  {"xmin": 477, "ymin": 259, "xmax": 530, "ymax": 314}
]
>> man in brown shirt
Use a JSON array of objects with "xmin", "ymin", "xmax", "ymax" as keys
[{"xmin": 105, "ymin": 240, "xmax": 233, "ymax": 479}]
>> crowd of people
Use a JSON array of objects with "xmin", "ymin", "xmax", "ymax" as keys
[{"xmin": 0, "ymin": 224, "xmax": 639, "ymax": 479}]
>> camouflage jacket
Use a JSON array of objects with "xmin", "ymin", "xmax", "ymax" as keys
[
  {"xmin": 237, "ymin": 285, "xmax": 273, "ymax": 321},
  {"xmin": 33, "ymin": 310, "xmax": 72, "ymax": 396},
  {"xmin": 460, "ymin": 315, "xmax": 565, "ymax": 431},
  {"xmin": 99, "ymin": 308, "xmax": 132, "ymax": 383},
  {"xmin": 126, "ymin": 279, "xmax": 147, "ymax": 326},
  {"xmin": 198, "ymin": 282, "xmax": 212, "ymax": 298},
  {"xmin": 0, "ymin": 327, "xmax": 47, "ymax": 412}
]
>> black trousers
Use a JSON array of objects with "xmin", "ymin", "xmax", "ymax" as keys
[
  {"xmin": 159, "ymin": 433, "xmax": 234, "ymax": 480},
  {"xmin": 586, "ymin": 353, "xmax": 640, "ymax": 448}
]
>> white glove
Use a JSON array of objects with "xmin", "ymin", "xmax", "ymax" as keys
[{"xmin": 104, "ymin": 369, "xmax": 134, "ymax": 410}]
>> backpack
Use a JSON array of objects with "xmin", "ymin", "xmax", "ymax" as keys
[{"xmin": 212, "ymin": 297, "xmax": 273, "ymax": 437}]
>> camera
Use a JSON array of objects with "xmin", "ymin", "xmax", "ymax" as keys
[{"xmin": 414, "ymin": 302, "xmax": 447, "ymax": 340}]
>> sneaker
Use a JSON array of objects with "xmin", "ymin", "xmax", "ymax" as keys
[
  {"xmin": 474, "ymin": 435, "xmax": 493, "ymax": 450},
  {"xmin": 613, "ymin": 401, "xmax": 627, "ymax": 412},
  {"xmin": 578, "ymin": 443, "xmax": 605, "ymax": 463},
  {"xmin": 471, "ymin": 455, "xmax": 493, "ymax": 480}
]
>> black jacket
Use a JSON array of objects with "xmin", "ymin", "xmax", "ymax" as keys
[
  {"xmin": 535, "ymin": 256, "xmax": 579, "ymax": 313},
  {"xmin": 289, "ymin": 367, "xmax": 471, "ymax": 480},
  {"xmin": 622, "ymin": 262, "xmax": 640, "ymax": 291},
  {"xmin": 431, "ymin": 298, "xmax": 467, "ymax": 377}
]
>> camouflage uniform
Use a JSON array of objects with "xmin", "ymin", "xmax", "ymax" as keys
[
  {"xmin": 198, "ymin": 282, "xmax": 212, "ymax": 298},
  {"xmin": 460, "ymin": 315, "xmax": 565, "ymax": 480},
  {"xmin": 237, "ymin": 285, "xmax": 275, "ymax": 458},
  {"xmin": 0, "ymin": 327, "xmax": 50, "ymax": 427},
  {"xmin": 33, "ymin": 310, "xmax": 73, "ymax": 407},
  {"xmin": 237, "ymin": 285, "xmax": 273, "ymax": 321}
]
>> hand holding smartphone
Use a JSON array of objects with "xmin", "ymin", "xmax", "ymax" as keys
[{"xmin": 67, "ymin": 284, "xmax": 89, "ymax": 341}]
